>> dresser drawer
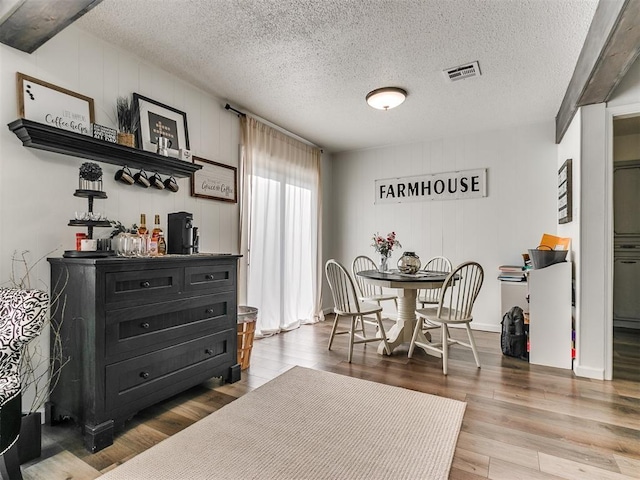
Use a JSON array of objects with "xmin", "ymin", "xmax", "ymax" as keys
[
  {"xmin": 105, "ymin": 292, "xmax": 236, "ymax": 361},
  {"xmin": 105, "ymin": 330, "xmax": 234, "ymax": 412},
  {"xmin": 184, "ymin": 263, "xmax": 235, "ymax": 293},
  {"xmin": 105, "ymin": 268, "xmax": 182, "ymax": 305}
]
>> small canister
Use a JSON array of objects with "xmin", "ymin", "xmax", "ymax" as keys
[{"xmin": 76, "ymin": 233, "xmax": 87, "ymax": 251}]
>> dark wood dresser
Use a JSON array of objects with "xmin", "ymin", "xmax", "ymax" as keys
[{"xmin": 47, "ymin": 254, "xmax": 241, "ymax": 452}]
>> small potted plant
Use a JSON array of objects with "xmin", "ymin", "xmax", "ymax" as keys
[
  {"xmin": 79, "ymin": 161, "xmax": 103, "ymax": 191},
  {"xmin": 116, "ymin": 95, "xmax": 138, "ymax": 148}
]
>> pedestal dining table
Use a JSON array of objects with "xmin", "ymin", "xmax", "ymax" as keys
[{"xmin": 356, "ymin": 269, "xmax": 450, "ymax": 356}]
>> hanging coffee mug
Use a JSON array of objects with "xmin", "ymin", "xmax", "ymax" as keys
[
  {"xmin": 156, "ymin": 136, "xmax": 172, "ymax": 156},
  {"xmin": 133, "ymin": 169, "xmax": 150, "ymax": 188},
  {"xmin": 163, "ymin": 175, "xmax": 179, "ymax": 193},
  {"xmin": 114, "ymin": 166, "xmax": 134, "ymax": 185},
  {"xmin": 149, "ymin": 172, "xmax": 165, "ymax": 190}
]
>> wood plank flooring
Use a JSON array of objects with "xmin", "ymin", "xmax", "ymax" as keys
[
  {"xmin": 22, "ymin": 317, "xmax": 640, "ymax": 479},
  {"xmin": 614, "ymin": 327, "xmax": 640, "ymax": 382}
]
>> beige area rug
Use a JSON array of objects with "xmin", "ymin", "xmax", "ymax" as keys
[{"xmin": 100, "ymin": 366, "xmax": 466, "ymax": 480}]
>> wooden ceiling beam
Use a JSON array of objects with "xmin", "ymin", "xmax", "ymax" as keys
[
  {"xmin": 556, "ymin": 0, "xmax": 640, "ymax": 143},
  {"xmin": 0, "ymin": 0, "xmax": 103, "ymax": 54}
]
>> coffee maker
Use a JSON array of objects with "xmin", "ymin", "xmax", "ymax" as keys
[{"xmin": 167, "ymin": 212, "xmax": 197, "ymax": 254}]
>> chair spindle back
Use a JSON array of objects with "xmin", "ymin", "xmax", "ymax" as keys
[{"xmin": 438, "ymin": 262, "xmax": 484, "ymax": 322}]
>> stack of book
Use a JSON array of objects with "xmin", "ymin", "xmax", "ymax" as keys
[{"xmin": 497, "ymin": 265, "xmax": 527, "ymax": 282}]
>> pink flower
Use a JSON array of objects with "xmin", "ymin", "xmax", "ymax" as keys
[{"xmin": 371, "ymin": 231, "xmax": 402, "ymax": 257}]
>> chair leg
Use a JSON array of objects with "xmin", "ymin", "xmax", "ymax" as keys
[
  {"xmin": 375, "ymin": 311, "xmax": 391, "ymax": 355},
  {"xmin": 442, "ymin": 324, "xmax": 450, "ymax": 375},
  {"xmin": 348, "ymin": 316, "xmax": 356, "ymax": 363},
  {"xmin": 0, "ymin": 441, "xmax": 23, "ymax": 480},
  {"xmin": 357, "ymin": 311, "xmax": 366, "ymax": 336},
  {"xmin": 328, "ymin": 314, "xmax": 340, "ymax": 350},
  {"xmin": 408, "ymin": 317, "xmax": 422, "ymax": 358},
  {"xmin": 465, "ymin": 323, "xmax": 481, "ymax": 368}
]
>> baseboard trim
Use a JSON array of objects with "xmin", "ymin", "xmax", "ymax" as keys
[
  {"xmin": 573, "ymin": 363, "xmax": 605, "ymax": 380},
  {"xmin": 613, "ymin": 319, "xmax": 640, "ymax": 329}
]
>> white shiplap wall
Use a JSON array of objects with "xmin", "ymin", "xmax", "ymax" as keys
[
  {"xmin": 0, "ymin": 26, "xmax": 240, "ymax": 412},
  {"xmin": 330, "ymin": 121, "xmax": 558, "ymax": 331},
  {"xmin": 0, "ymin": 25, "xmax": 240, "ymax": 284}
]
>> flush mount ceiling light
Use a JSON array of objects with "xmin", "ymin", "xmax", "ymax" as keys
[{"xmin": 366, "ymin": 87, "xmax": 407, "ymax": 110}]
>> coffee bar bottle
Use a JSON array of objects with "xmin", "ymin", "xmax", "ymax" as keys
[
  {"xmin": 138, "ymin": 214, "xmax": 148, "ymax": 235},
  {"xmin": 151, "ymin": 214, "xmax": 165, "ymax": 256}
]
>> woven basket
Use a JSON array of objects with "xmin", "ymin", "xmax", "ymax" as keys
[
  {"xmin": 117, "ymin": 132, "xmax": 135, "ymax": 148},
  {"xmin": 237, "ymin": 306, "xmax": 258, "ymax": 370}
]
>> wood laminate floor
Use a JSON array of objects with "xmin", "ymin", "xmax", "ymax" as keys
[
  {"xmin": 614, "ymin": 327, "xmax": 640, "ymax": 382},
  {"xmin": 23, "ymin": 317, "xmax": 640, "ymax": 479}
]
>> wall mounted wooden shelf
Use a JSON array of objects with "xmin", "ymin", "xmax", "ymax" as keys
[{"xmin": 8, "ymin": 119, "xmax": 201, "ymax": 178}]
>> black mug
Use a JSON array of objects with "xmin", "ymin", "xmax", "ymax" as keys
[
  {"xmin": 164, "ymin": 175, "xmax": 179, "ymax": 193},
  {"xmin": 114, "ymin": 166, "xmax": 134, "ymax": 185},
  {"xmin": 133, "ymin": 169, "xmax": 150, "ymax": 188},
  {"xmin": 149, "ymin": 172, "xmax": 165, "ymax": 190}
]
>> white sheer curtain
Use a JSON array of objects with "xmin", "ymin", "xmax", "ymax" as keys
[{"xmin": 239, "ymin": 116, "xmax": 323, "ymax": 336}]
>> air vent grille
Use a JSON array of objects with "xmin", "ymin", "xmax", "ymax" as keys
[{"xmin": 443, "ymin": 61, "xmax": 481, "ymax": 82}]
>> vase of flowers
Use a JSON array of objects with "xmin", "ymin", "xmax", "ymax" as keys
[{"xmin": 372, "ymin": 231, "xmax": 401, "ymax": 272}]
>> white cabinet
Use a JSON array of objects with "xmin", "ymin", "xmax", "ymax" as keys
[
  {"xmin": 613, "ymin": 163, "xmax": 640, "ymax": 237},
  {"xmin": 500, "ymin": 262, "xmax": 572, "ymax": 369},
  {"xmin": 613, "ymin": 254, "xmax": 640, "ymax": 328},
  {"xmin": 613, "ymin": 160, "xmax": 640, "ymax": 328},
  {"xmin": 528, "ymin": 262, "xmax": 572, "ymax": 369}
]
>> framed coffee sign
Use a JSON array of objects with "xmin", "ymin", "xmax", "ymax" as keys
[
  {"xmin": 191, "ymin": 156, "xmax": 237, "ymax": 203},
  {"xmin": 17, "ymin": 72, "xmax": 95, "ymax": 136}
]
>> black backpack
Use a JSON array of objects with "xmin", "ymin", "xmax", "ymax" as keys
[{"xmin": 501, "ymin": 306, "xmax": 528, "ymax": 360}]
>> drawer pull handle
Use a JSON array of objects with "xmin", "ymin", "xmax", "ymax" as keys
[
  {"xmin": 205, "ymin": 308, "xmax": 214, "ymax": 314},
  {"xmin": 140, "ymin": 281, "xmax": 151, "ymax": 288},
  {"xmin": 140, "ymin": 371, "xmax": 150, "ymax": 379},
  {"xmin": 141, "ymin": 322, "xmax": 150, "ymax": 329},
  {"xmin": 205, "ymin": 348, "xmax": 213, "ymax": 355},
  {"xmin": 205, "ymin": 274, "xmax": 214, "ymax": 280}
]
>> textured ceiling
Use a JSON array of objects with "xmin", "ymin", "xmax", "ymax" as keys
[{"xmin": 75, "ymin": 0, "xmax": 599, "ymax": 153}]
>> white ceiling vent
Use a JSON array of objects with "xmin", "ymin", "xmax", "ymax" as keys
[{"xmin": 443, "ymin": 61, "xmax": 481, "ymax": 82}]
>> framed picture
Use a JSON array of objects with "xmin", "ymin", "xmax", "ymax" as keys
[
  {"xmin": 558, "ymin": 158, "xmax": 572, "ymax": 224},
  {"xmin": 191, "ymin": 156, "xmax": 237, "ymax": 203},
  {"xmin": 17, "ymin": 72, "xmax": 95, "ymax": 136},
  {"xmin": 133, "ymin": 93, "xmax": 189, "ymax": 157}
]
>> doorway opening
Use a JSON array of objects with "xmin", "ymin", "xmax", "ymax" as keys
[{"xmin": 612, "ymin": 114, "xmax": 640, "ymax": 381}]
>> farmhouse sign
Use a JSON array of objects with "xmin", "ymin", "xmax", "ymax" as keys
[{"xmin": 375, "ymin": 168, "xmax": 487, "ymax": 204}]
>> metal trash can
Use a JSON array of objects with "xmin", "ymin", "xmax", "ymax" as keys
[{"xmin": 237, "ymin": 306, "xmax": 258, "ymax": 370}]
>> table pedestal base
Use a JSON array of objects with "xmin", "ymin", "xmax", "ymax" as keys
[{"xmin": 377, "ymin": 288, "xmax": 440, "ymax": 358}]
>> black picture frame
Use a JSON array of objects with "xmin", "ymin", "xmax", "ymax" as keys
[
  {"xmin": 133, "ymin": 93, "xmax": 189, "ymax": 157},
  {"xmin": 558, "ymin": 158, "xmax": 572, "ymax": 224}
]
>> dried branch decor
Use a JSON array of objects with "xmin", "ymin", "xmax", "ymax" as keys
[{"xmin": 10, "ymin": 250, "xmax": 70, "ymax": 414}]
